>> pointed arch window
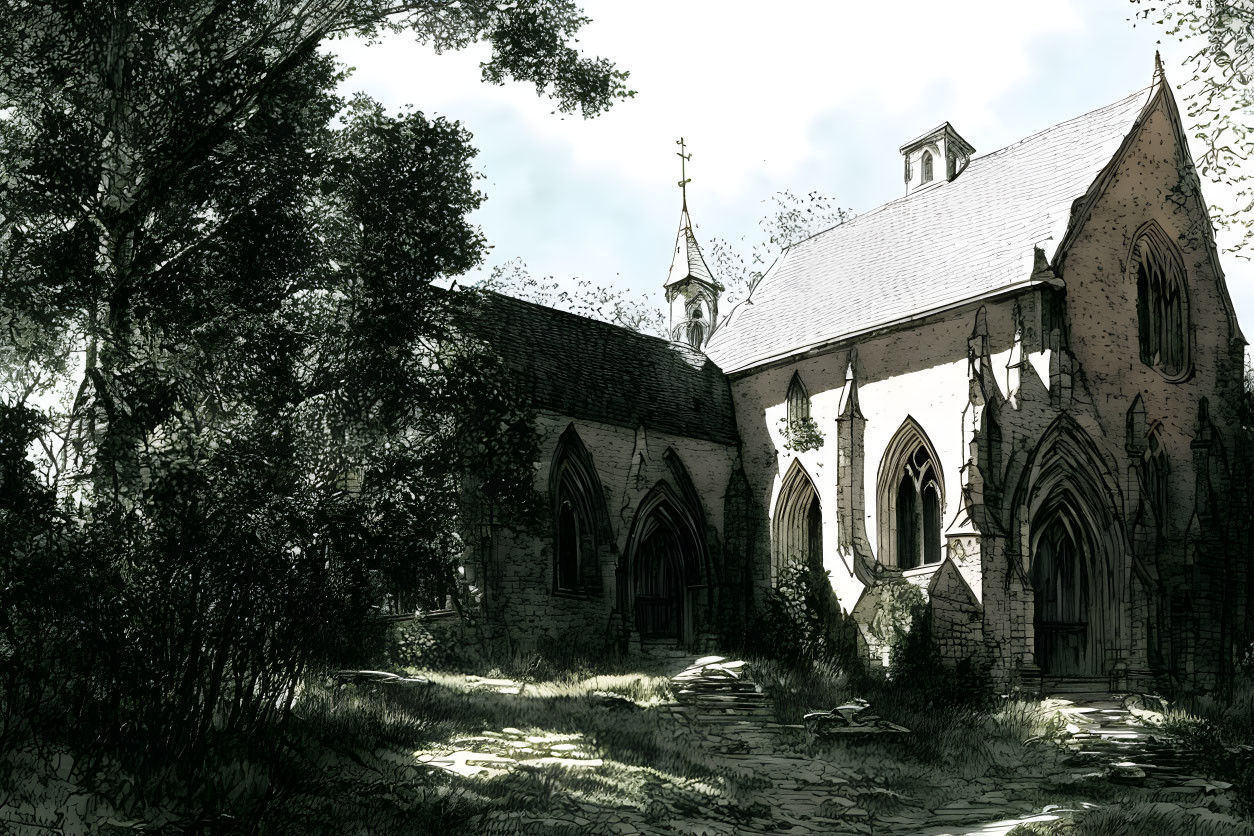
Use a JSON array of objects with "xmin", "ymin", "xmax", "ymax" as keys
[
  {"xmin": 877, "ymin": 419, "xmax": 944, "ymax": 570},
  {"xmin": 786, "ymin": 372, "xmax": 811, "ymax": 431},
  {"xmin": 772, "ymin": 460, "xmax": 823, "ymax": 577},
  {"xmin": 984, "ymin": 405, "xmax": 1003, "ymax": 493},
  {"xmin": 685, "ymin": 306, "xmax": 706, "ymax": 349},
  {"xmin": 1132, "ymin": 224, "xmax": 1189, "ymax": 379},
  {"xmin": 921, "ymin": 150, "xmax": 934, "ymax": 184},
  {"xmin": 557, "ymin": 501, "xmax": 580, "ymax": 590},
  {"xmin": 550, "ymin": 426, "xmax": 610, "ymax": 595}
]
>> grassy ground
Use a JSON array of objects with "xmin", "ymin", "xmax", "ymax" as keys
[
  {"xmin": 6, "ymin": 655, "xmax": 1254, "ymax": 834},
  {"xmin": 1156, "ymin": 679, "xmax": 1254, "ymax": 817}
]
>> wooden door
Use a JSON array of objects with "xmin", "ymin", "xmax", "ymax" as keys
[
  {"xmin": 635, "ymin": 529, "xmax": 683, "ymax": 640},
  {"xmin": 1032, "ymin": 515, "xmax": 1094, "ymax": 676}
]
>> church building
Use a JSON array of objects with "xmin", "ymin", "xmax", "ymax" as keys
[{"xmin": 461, "ymin": 58, "xmax": 1250, "ymax": 692}]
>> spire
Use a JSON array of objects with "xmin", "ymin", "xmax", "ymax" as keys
[
  {"xmin": 1154, "ymin": 50, "xmax": 1165, "ymax": 85},
  {"xmin": 664, "ymin": 138, "xmax": 721, "ymax": 350},
  {"xmin": 665, "ymin": 206, "xmax": 719, "ymax": 289},
  {"xmin": 665, "ymin": 138, "xmax": 718, "ymax": 290}
]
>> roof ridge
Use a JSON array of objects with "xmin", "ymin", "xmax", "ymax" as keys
[
  {"xmin": 748, "ymin": 82, "xmax": 1157, "ymax": 277},
  {"xmin": 965, "ymin": 82, "xmax": 1154, "ymax": 167},
  {"xmin": 468, "ymin": 287, "xmax": 682, "ymax": 349},
  {"xmin": 707, "ymin": 78, "xmax": 1158, "ymax": 373},
  {"xmin": 796, "ymin": 84, "xmax": 1156, "ymax": 247}
]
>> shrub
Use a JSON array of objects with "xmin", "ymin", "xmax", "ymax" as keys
[
  {"xmin": 747, "ymin": 557, "xmax": 860, "ymax": 673},
  {"xmin": 779, "ymin": 416, "xmax": 825, "ymax": 452},
  {"xmin": 886, "ymin": 601, "xmax": 993, "ymax": 710}
]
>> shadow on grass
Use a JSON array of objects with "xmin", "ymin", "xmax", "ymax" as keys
[{"xmin": 256, "ymin": 669, "xmax": 735, "ymax": 834}]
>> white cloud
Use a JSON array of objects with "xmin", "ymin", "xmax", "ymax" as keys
[{"xmin": 331, "ymin": 1, "xmax": 1086, "ymax": 201}]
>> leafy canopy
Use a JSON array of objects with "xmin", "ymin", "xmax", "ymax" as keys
[{"xmin": 0, "ymin": 0, "xmax": 626, "ymax": 792}]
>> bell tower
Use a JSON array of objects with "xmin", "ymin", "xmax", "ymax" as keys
[{"xmin": 665, "ymin": 137, "xmax": 722, "ymax": 351}]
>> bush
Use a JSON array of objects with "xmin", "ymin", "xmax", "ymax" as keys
[
  {"xmin": 383, "ymin": 617, "xmax": 480, "ymax": 672},
  {"xmin": 886, "ymin": 600, "xmax": 993, "ymax": 710},
  {"xmin": 746, "ymin": 557, "xmax": 860, "ymax": 672}
]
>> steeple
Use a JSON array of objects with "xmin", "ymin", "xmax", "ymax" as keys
[{"xmin": 665, "ymin": 137, "xmax": 721, "ymax": 350}]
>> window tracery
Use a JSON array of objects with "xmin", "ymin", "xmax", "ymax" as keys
[
  {"xmin": 1133, "ymin": 224, "xmax": 1189, "ymax": 379},
  {"xmin": 878, "ymin": 419, "xmax": 944, "ymax": 570}
]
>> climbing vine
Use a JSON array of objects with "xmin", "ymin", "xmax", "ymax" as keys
[
  {"xmin": 867, "ymin": 580, "xmax": 927, "ymax": 647},
  {"xmin": 780, "ymin": 416, "xmax": 825, "ymax": 453}
]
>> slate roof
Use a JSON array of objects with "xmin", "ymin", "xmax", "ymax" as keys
[
  {"xmin": 463, "ymin": 290, "xmax": 739, "ymax": 446},
  {"xmin": 705, "ymin": 82, "xmax": 1159, "ymax": 374},
  {"xmin": 665, "ymin": 206, "xmax": 720, "ymax": 289}
]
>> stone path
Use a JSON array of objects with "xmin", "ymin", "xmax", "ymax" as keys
[
  {"xmin": 417, "ymin": 657, "xmax": 1245, "ymax": 835},
  {"xmin": 1049, "ymin": 693, "xmax": 1235, "ymax": 793}
]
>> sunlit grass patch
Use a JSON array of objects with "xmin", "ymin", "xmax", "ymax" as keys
[{"xmin": 1011, "ymin": 802, "xmax": 1254, "ymax": 836}]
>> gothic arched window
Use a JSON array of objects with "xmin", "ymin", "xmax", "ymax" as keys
[
  {"xmin": 921, "ymin": 150, "xmax": 934, "ymax": 184},
  {"xmin": 550, "ymin": 425, "xmax": 611, "ymax": 594},
  {"xmin": 1133, "ymin": 224, "xmax": 1189, "ymax": 378},
  {"xmin": 557, "ymin": 500, "xmax": 580, "ymax": 591},
  {"xmin": 877, "ymin": 419, "xmax": 944, "ymax": 570},
  {"xmin": 786, "ymin": 372, "xmax": 810, "ymax": 431},
  {"xmin": 984, "ymin": 405, "xmax": 1003, "ymax": 492},
  {"xmin": 772, "ymin": 459, "xmax": 822, "ymax": 576}
]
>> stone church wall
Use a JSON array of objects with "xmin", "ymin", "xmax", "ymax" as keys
[
  {"xmin": 1055, "ymin": 94, "xmax": 1246, "ymax": 688},
  {"xmin": 729, "ymin": 295, "xmax": 1026, "ymax": 661},
  {"xmin": 462, "ymin": 410, "xmax": 740, "ymax": 656},
  {"xmin": 726, "ymin": 93, "xmax": 1247, "ymax": 692}
]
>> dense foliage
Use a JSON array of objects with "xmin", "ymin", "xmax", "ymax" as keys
[
  {"xmin": 0, "ymin": 0, "xmax": 626, "ymax": 813},
  {"xmin": 747, "ymin": 557, "xmax": 860, "ymax": 670}
]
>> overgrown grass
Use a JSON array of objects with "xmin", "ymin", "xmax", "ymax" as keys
[
  {"xmin": 256, "ymin": 669, "xmax": 761, "ymax": 834},
  {"xmin": 1152, "ymin": 677, "xmax": 1254, "ymax": 816},
  {"xmin": 748, "ymin": 657, "xmax": 852, "ymax": 723},
  {"xmin": 1008, "ymin": 801, "xmax": 1254, "ymax": 836},
  {"xmin": 749, "ymin": 651, "xmax": 1063, "ymax": 773}
]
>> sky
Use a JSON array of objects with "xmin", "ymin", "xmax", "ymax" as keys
[{"xmin": 326, "ymin": 0, "xmax": 1253, "ymax": 340}]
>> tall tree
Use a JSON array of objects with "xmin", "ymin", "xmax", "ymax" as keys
[{"xmin": 0, "ymin": 0, "xmax": 626, "ymax": 790}]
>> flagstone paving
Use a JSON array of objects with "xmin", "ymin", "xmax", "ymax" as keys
[{"xmin": 413, "ymin": 656, "xmax": 1246, "ymax": 835}]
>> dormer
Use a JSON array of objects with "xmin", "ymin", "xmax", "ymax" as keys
[{"xmin": 900, "ymin": 122, "xmax": 975, "ymax": 195}]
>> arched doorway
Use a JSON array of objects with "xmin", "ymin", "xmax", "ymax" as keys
[
  {"xmin": 635, "ymin": 526, "xmax": 685, "ymax": 638},
  {"xmin": 1015, "ymin": 415, "xmax": 1128, "ymax": 682},
  {"xmin": 624, "ymin": 483, "xmax": 709, "ymax": 647},
  {"xmin": 1031, "ymin": 504, "xmax": 1096, "ymax": 675}
]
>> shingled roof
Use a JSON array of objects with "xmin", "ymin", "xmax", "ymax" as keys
[
  {"xmin": 665, "ymin": 206, "xmax": 720, "ymax": 289},
  {"xmin": 463, "ymin": 290, "xmax": 739, "ymax": 446},
  {"xmin": 705, "ymin": 81, "xmax": 1160, "ymax": 374}
]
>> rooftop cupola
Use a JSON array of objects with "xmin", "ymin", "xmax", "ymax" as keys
[
  {"xmin": 665, "ymin": 138, "xmax": 722, "ymax": 351},
  {"xmin": 900, "ymin": 122, "xmax": 975, "ymax": 195}
]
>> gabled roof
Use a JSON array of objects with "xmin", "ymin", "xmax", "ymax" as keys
[
  {"xmin": 899, "ymin": 121, "xmax": 975, "ymax": 157},
  {"xmin": 462, "ymin": 290, "xmax": 739, "ymax": 446},
  {"xmin": 665, "ymin": 206, "xmax": 720, "ymax": 290},
  {"xmin": 705, "ymin": 82, "xmax": 1160, "ymax": 374}
]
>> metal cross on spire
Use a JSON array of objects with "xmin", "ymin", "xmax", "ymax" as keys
[{"xmin": 676, "ymin": 136, "xmax": 692, "ymax": 209}]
